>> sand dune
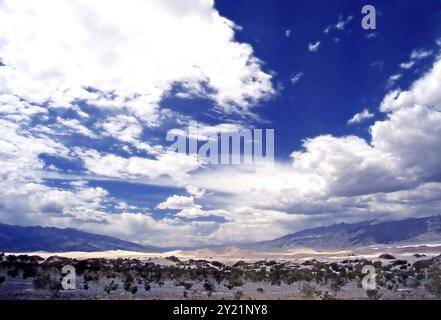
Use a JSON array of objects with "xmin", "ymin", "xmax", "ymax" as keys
[{"xmin": 7, "ymin": 242, "xmax": 441, "ymax": 264}]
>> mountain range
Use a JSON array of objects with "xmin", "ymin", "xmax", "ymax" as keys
[
  {"xmin": 0, "ymin": 223, "xmax": 164, "ymax": 252},
  {"xmin": 1, "ymin": 215, "xmax": 441, "ymax": 252},
  {"xmin": 246, "ymin": 215, "xmax": 441, "ymax": 250}
]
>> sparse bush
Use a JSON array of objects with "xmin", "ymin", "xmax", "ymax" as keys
[
  {"xmin": 83, "ymin": 271, "xmax": 99, "ymax": 282},
  {"xmin": 3, "ymin": 252, "xmax": 441, "ymax": 300},
  {"xmin": 122, "ymin": 272, "xmax": 138, "ymax": 294},
  {"xmin": 366, "ymin": 289, "xmax": 381, "ymax": 300},
  {"xmin": 32, "ymin": 270, "xmax": 62, "ymax": 292},
  {"xmin": 175, "ymin": 281, "xmax": 192, "ymax": 290},
  {"xmin": 32, "ymin": 271, "xmax": 51, "ymax": 290},
  {"xmin": 203, "ymin": 281, "xmax": 215, "ymax": 293},
  {"xmin": 234, "ymin": 290, "xmax": 244, "ymax": 300},
  {"xmin": 299, "ymin": 283, "xmax": 316, "ymax": 299},
  {"xmin": 104, "ymin": 280, "xmax": 119, "ymax": 294},
  {"xmin": 225, "ymin": 270, "xmax": 244, "ymax": 289},
  {"xmin": 166, "ymin": 256, "xmax": 180, "ymax": 263},
  {"xmin": 22, "ymin": 266, "xmax": 37, "ymax": 279},
  {"xmin": 315, "ymin": 289, "xmax": 337, "ymax": 300},
  {"xmin": 413, "ymin": 259, "xmax": 433, "ymax": 271},
  {"xmin": 379, "ymin": 254, "xmax": 395, "ymax": 260},
  {"xmin": 330, "ymin": 275, "xmax": 345, "ymax": 291},
  {"xmin": 425, "ymin": 266, "xmax": 441, "ymax": 297},
  {"xmin": 392, "ymin": 260, "xmax": 407, "ymax": 266},
  {"xmin": 7, "ymin": 268, "xmax": 18, "ymax": 278},
  {"xmin": 128, "ymin": 285, "xmax": 138, "ymax": 294},
  {"xmin": 123, "ymin": 273, "xmax": 134, "ymax": 290},
  {"xmin": 211, "ymin": 261, "xmax": 223, "ymax": 268},
  {"xmin": 233, "ymin": 261, "xmax": 247, "ymax": 268}
]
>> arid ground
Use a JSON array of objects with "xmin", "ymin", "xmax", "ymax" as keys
[{"xmin": 1, "ymin": 243, "xmax": 441, "ymax": 300}]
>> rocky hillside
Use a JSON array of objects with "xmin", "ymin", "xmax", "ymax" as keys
[
  {"xmin": 0, "ymin": 223, "xmax": 164, "ymax": 252},
  {"xmin": 247, "ymin": 216, "xmax": 441, "ymax": 250}
]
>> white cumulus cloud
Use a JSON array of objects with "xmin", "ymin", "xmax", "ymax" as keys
[
  {"xmin": 0, "ymin": 0, "xmax": 274, "ymax": 119},
  {"xmin": 308, "ymin": 41, "xmax": 321, "ymax": 52},
  {"xmin": 347, "ymin": 108, "xmax": 374, "ymax": 124}
]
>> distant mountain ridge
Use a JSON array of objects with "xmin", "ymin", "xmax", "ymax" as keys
[
  {"xmin": 246, "ymin": 215, "xmax": 441, "ymax": 250},
  {"xmin": 0, "ymin": 223, "xmax": 165, "ymax": 253},
  {"xmin": 2, "ymin": 216, "xmax": 441, "ymax": 253}
]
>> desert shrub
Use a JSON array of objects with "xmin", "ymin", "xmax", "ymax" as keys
[
  {"xmin": 413, "ymin": 259, "xmax": 433, "ymax": 271},
  {"xmin": 225, "ymin": 276, "xmax": 243, "ymax": 289},
  {"xmin": 7, "ymin": 268, "xmax": 19, "ymax": 278},
  {"xmin": 212, "ymin": 270, "xmax": 224, "ymax": 284},
  {"xmin": 203, "ymin": 280, "xmax": 215, "ymax": 292},
  {"xmin": 233, "ymin": 261, "xmax": 247, "ymax": 268},
  {"xmin": 175, "ymin": 281, "xmax": 192, "ymax": 290},
  {"xmin": 392, "ymin": 260, "xmax": 408, "ymax": 266},
  {"xmin": 299, "ymin": 283, "xmax": 316, "ymax": 299},
  {"xmin": 415, "ymin": 271, "xmax": 425, "ymax": 281},
  {"xmin": 22, "ymin": 266, "xmax": 37, "ymax": 279},
  {"xmin": 157, "ymin": 280, "xmax": 164, "ymax": 287},
  {"xmin": 128, "ymin": 285, "xmax": 138, "ymax": 294},
  {"xmin": 144, "ymin": 282, "xmax": 151, "ymax": 291},
  {"xmin": 268, "ymin": 267, "xmax": 283, "ymax": 285},
  {"xmin": 287, "ymin": 268, "xmax": 313, "ymax": 284},
  {"xmin": 166, "ymin": 256, "xmax": 180, "ymax": 263},
  {"xmin": 384, "ymin": 272, "xmax": 394, "ymax": 281},
  {"xmin": 315, "ymin": 289, "xmax": 337, "ymax": 300},
  {"xmin": 256, "ymin": 287, "xmax": 264, "ymax": 293},
  {"xmin": 225, "ymin": 269, "xmax": 243, "ymax": 289},
  {"xmin": 425, "ymin": 266, "xmax": 441, "ymax": 297},
  {"xmin": 211, "ymin": 261, "xmax": 224, "ymax": 268},
  {"xmin": 322, "ymin": 291, "xmax": 337, "ymax": 300},
  {"xmin": 32, "ymin": 272, "xmax": 50, "ymax": 289},
  {"xmin": 302, "ymin": 259, "xmax": 318, "ymax": 266},
  {"xmin": 234, "ymin": 290, "xmax": 244, "ymax": 300},
  {"xmin": 83, "ymin": 272, "xmax": 98, "ymax": 282},
  {"xmin": 33, "ymin": 271, "xmax": 62, "ymax": 292},
  {"xmin": 330, "ymin": 275, "xmax": 345, "ymax": 291},
  {"xmin": 104, "ymin": 280, "xmax": 119, "ymax": 294},
  {"xmin": 329, "ymin": 263, "xmax": 341, "ymax": 272},
  {"xmin": 0, "ymin": 275, "xmax": 5, "ymax": 286},
  {"xmin": 244, "ymin": 268, "xmax": 265, "ymax": 282},
  {"xmin": 379, "ymin": 254, "xmax": 395, "ymax": 260},
  {"xmin": 366, "ymin": 289, "xmax": 381, "ymax": 300},
  {"xmin": 123, "ymin": 273, "xmax": 135, "ymax": 291}
]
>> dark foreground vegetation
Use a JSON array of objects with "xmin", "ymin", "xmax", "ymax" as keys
[{"xmin": 0, "ymin": 252, "xmax": 440, "ymax": 299}]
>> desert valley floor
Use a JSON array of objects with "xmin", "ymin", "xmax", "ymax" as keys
[{"xmin": 1, "ymin": 243, "xmax": 441, "ymax": 300}]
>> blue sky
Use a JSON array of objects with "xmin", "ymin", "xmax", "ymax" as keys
[
  {"xmin": 1, "ymin": 0, "xmax": 441, "ymax": 246},
  {"xmin": 217, "ymin": 0, "xmax": 441, "ymax": 153}
]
